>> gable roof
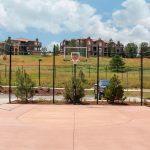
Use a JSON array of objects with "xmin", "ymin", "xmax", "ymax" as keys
[{"xmin": 12, "ymin": 38, "xmax": 35, "ymax": 42}]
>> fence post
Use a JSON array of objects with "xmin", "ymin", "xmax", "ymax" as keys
[
  {"xmin": 5, "ymin": 64, "xmax": 7, "ymax": 77},
  {"xmin": 22, "ymin": 65, "xmax": 24, "ymax": 73},
  {"xmin": 0, "ymin": 71, "xmax": 1, "ymax": 84},
  {"xmin": 38, "ymin": 59, "xmax": 42, "ymax": 86},
  {"xmin": 126, "ymin": 71, "xmax": 128, "ymax": 91},
  {"xmin": 122, "ymin": 67, "xmax": 123, "ymax": 81},
  {"xmin": 105, "ymin": 65, "xmax": 108, "ymax": 79},
  {"xmin": 89, "ymin": 64, "xmax": 91, "ymax": 79},
  {"xmin": 53, "ymin": 45, "xmax": 56, "ymax": 104},
  {"xmin": 97, "ymin": 46, "xmax": 100, "ymax": 104},
  {"xmin": 140, "ymin": 50, "xmax": 143, "ymax": 106},
  {"xmin": 8, "ymin": 37, "xmax": 12, "ymax": 104}
]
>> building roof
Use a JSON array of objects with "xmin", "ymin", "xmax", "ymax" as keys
[{"xmin": 12, "ymin": 38, "xmax": 35, "ymax": 42}]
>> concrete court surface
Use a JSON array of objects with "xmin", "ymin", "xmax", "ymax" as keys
[{"xmin": 0, "ymin": 105, "xmax": 150, "ymax": 150}]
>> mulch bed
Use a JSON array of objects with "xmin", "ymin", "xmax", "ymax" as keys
[
  {"xmin": 10, "ymin": 100, "xmax": 150, "ymax": 107},
  {"xmin": 0, "ymin": 86, "xmax": 64, "ymax": 96},
  {"xmin": 1, "ymin": 86, "xmax": 150, "ymax": 106}
]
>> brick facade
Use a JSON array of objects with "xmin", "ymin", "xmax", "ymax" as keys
[
  {"xmin": 60, "ymin": 37, "xmax": 124, "ymax": 57},
  {"xmin": 0, "ymin": 38, "xmax": 42, "ymax": 55}
]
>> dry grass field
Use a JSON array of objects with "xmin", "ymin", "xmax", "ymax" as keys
[{"xmin": 0, "ymin": 55, "xmax": 150, "ymax": 88}]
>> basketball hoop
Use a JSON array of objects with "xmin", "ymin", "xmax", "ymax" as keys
[{"xmin": 71, "ymin": 52, "xmax": 80, "ymax": 64}]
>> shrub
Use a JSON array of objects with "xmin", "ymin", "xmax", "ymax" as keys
[
  {"xmin": 104, "ymin": 74, "xmax": 126, "ymax": 103},
  {"xmin": 15, "ymin": 69, "xmax": 35, "ymax": 102},
  {"xmin": 63, "ymin": 78, "xmax": 85, "ymax": 104}
]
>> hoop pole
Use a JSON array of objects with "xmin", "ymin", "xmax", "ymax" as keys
[{"xmin": 73, "ymin": 64, "xmax": 77, "ymax": 104}]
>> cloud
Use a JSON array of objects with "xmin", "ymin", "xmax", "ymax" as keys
[
  {"xmin": 47, "ymin": 41, "xmax": 60, "ymax": 52},
  {"xmin": 111, "ymin": 0, "xmax": 150, "ymax": 43},
  {"xmin": 0, "ymin": 0, "xmax": 150, "ymax": 43},
  {"xmin": 0, "ymin": 0, "xmax": 96, "ymax": 34},
  {"xmin": 112, "ymin": 0, "xmax": 150, "ymax": 28}
]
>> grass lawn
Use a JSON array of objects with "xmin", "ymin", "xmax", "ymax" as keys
[{"xmin": 0, "ymin": 55, "xmax": 150, "ymax": 88}]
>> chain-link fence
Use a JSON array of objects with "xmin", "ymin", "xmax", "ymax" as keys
[{"xmin": 0, "ymin": 55, "xmax": 150, "ymax": 103}]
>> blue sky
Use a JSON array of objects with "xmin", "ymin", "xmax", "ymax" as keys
[{"xmin": 0, "ymin": 0, "xmax": 150, "ymax": 49}]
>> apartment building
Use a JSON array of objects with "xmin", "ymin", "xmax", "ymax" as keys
[
  {"xmin": 60, "ymin": 37, "xmax": 124, "ymax": 57},
  {"xmin": 0, "ymin": 38, "xmax": 42, "ymax": 55}
]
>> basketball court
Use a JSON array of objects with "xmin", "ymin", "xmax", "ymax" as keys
[{"xmin": 0, "ymin": 104, "xmax": 150, "ymax": 150}]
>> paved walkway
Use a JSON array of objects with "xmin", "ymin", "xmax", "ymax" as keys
[
  {"xmin": 0, "ymin": 104, "xmax": 150, "ymax": 150},
  {"xmin": 0, "ymin": 94, "xmax": 150, "ymax": 105}
]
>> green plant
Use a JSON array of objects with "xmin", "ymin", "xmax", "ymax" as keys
[
  {"xmin": 109, "ymin": 55, "xmax": 125, "ymax": 72},
  {"xmin": 63, "ymin": 78, "xmax": 85, "ymax": 104},
  {"xmin": 41, "ymin": 47, "xmax": 48, "ymax": 56},
  {"xmin": 125, "ymin": 43, "xmax": 138, "ymax": 58},
  {"xmin": 15, "ymin": 69, "xmax": 35, "ymax": 102},
  {"xmin": 140, "ymin": 42, "xmax": 150, "ymax": 57},
  {"xmin": 108, "ymin": 39, "xmax": 116, "ymax": 57},
  {"xmin": 104, "ymin": 74, "xmax": 126, "ymax": 103}
]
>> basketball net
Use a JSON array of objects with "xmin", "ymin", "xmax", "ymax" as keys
[{"xmin": 71, "ymin": 52, "xmax": 80, "ymax": 64}]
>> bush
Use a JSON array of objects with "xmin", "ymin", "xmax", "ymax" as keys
[
  {"xmin": 104, "ymin": 75, "xmax": 126, "ymax": 103},
  {"xmin": 15, "ymin": 69, "xmax": 35, "ymax": 102},
  {"xmin": 63, "ymin": 78, "xmax": 85, "ymax": 104}
]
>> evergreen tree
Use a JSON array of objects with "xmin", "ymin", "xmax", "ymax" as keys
[
  {"xmin": 104, "ymin": 75, "xmax": 125, "ymax": 103},
  {"xmin": 15, "ymin": 69, "xmax": 35, "ymax": 102},
  {"xmin": 64, "ymin": 78, "xmax": 85, "ymax": 104},
  {"xmin": 109, "ymin": 55, "xmax": 125, "ymax": 72}
]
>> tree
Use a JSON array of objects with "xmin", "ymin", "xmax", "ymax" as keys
[
  {"xmin": 116, "ymin": 41, "xmax": 125, "ymax": 57},
  {"xmin": 104, "ymin": 75, "xmax": 126, "ymax": 103},
  {"xmin": 140, "ymin": 42, "xmax": 150, "ymax": 57},
  {"xmin": 108, "ymin": 39, "xmax": 116, "ymax": 57},
  {"xmin": 55, "ymin": 44, "xmax": 60, "ymax": 55},
  {"xmin": 109, "ymin": 55, "xmax": 125, "ymax": 72},
  {"xmin": 15, "ymin": 69, "xmax": 35, "ymax": 102},
  {"xmin": 125, "ymin": 43, "xmax": 138, "ymax": 58},
  {"xmin": 63, "ymin": 78, "xmax": 85, "ymax": 104},
  {"xmin": 41, "ymin": 47, "xmax": 48, "ymax": 56},
  {"xmin": 66, "ymin": 40, "xmax": 77, "ymax": 54}
]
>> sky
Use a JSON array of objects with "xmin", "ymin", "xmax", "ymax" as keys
[{"xmin": 0, "ymin": 0, "xmax": 150, "ymax": 50}]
